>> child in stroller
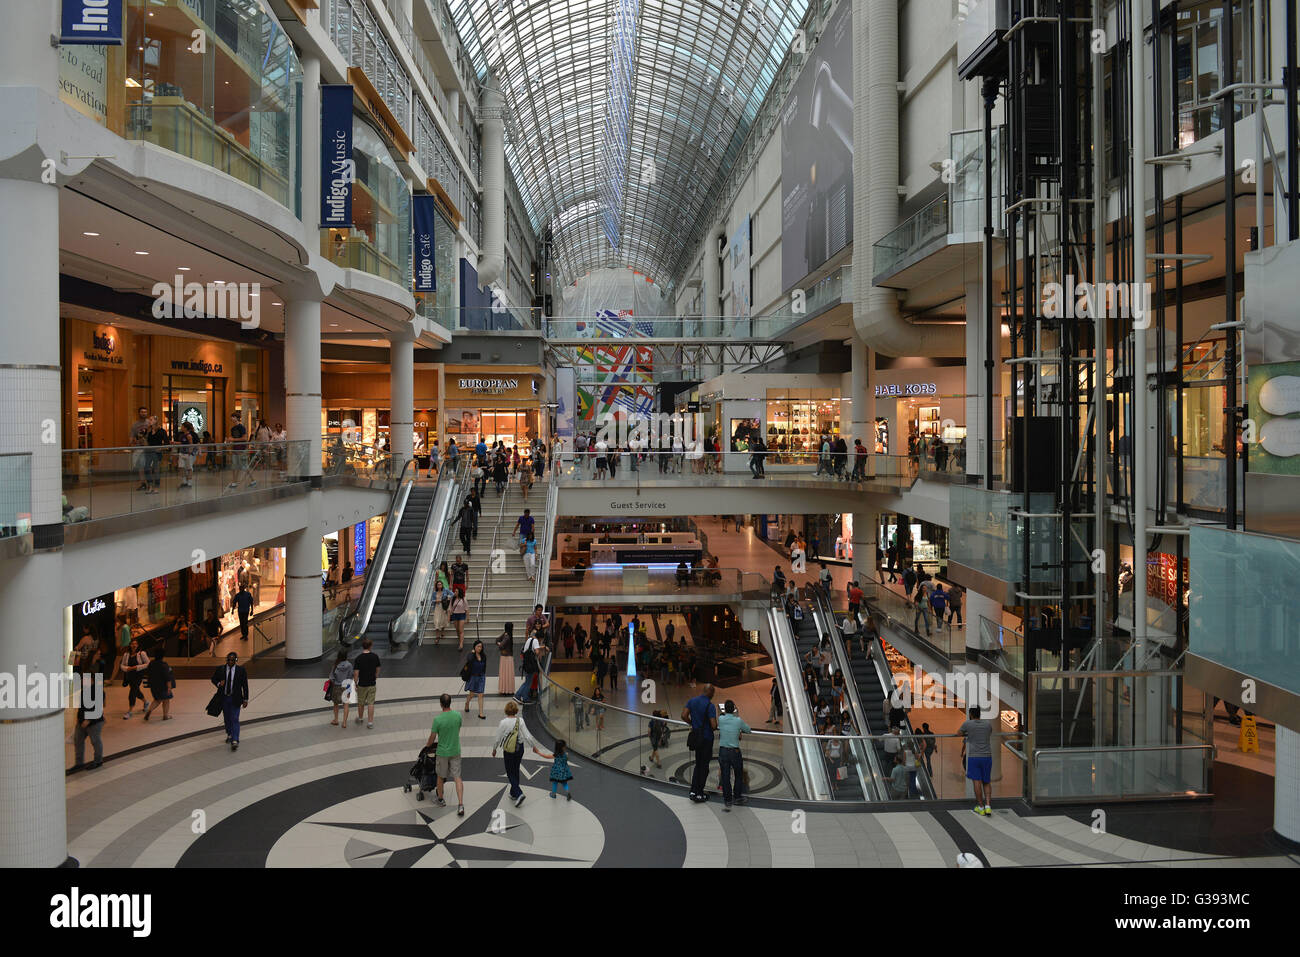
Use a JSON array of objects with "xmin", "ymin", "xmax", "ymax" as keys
[{"xmin": 404, "ymin": 743, "xmax": 437, "ymax": 799}]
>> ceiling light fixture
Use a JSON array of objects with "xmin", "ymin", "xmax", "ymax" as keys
[
  {"xmin": 134, "ymin": 250, "xmax": 148, "ymax": 255},
  {"xmin": 83, "ymin": 231, "xmax": 99, "ymax": 237}
]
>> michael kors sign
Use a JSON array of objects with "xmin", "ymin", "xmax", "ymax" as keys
[{"xmin": 459, "ymin": 377, "xmax": 519, "ymax": 395}]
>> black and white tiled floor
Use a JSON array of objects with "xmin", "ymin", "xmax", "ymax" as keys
[{"xmin": 65, "ymin": 680, "xmax": 1300, "ymax": 868}]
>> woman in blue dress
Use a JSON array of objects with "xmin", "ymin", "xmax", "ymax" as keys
[{"xmin": 464, "ymin": 640, "xmax": 488, "ymax": 719}]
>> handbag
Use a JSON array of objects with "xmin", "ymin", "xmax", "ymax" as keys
[
  {"xmin": 206, "ymin": 691, "xmax": 224, "ymax": 717},
  {"xmin": 686, "ymin": 729, "xmax": 698, "ymax": 751},
  {"xmin": 323, "ymin": 679, "xmax": 332, "ymax": 701},
  {"xmin": 460, "ymin": 658, "xmax": 473, "ymax": 682}
]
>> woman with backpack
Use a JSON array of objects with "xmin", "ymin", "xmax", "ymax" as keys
[
  {"xmin": 492, "ymin": 699, "xmax": 552, "ymax": 807},
  {"xmin": 496, "ymin": 623, "xmax": 516, "ymax": 696}
]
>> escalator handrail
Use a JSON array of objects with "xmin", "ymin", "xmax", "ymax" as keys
[
  {"xmin": 767, "ymin": 599, "xmax": 833, "ymax": 801},
  {"xmin": 343, "ymin": 457, "xmax": 416, "ymax": 641},
  {"xmin": 531, "ymin": 465, "xmax": 558, "ymax": 610},
  {"xmin": 807, "ymin": 583, "xmax": 889, "ymax": 801},
  {"xmin": 385, "ymin": 457, "xmax": 463, "ymax": 645},
  {"xmin": 409, "ymin": 457, "xmax": 472, "ymax": 638},
  {"xmin": 858, "ymin": 608, "xmax": 939, "ymax": 800},
  {"xmin": 473, "ymin": 461, "xmax": 511, "ymax": 644}
]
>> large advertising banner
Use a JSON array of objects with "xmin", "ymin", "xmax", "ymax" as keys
[
  {"xmin": 412, "ymin": 195, "xmax": 437, "ymax": 292},
  {"xmin": 731, "ymin": 214, "xmax": 752, "ymax": 323},
  {"xmin": 555, "ymin": 367, "xmax": 577, "ymax": 453},
  {"xmin": 321, "ymin": 85, "xmax": 354, "ymax": 228},
  {"xmin": 780, "ymin": 1, "xmax": 854, "ymax": 291},
  {"xmin": 574, "ymin": 310, "xmax": 655, "ymax": 424}
]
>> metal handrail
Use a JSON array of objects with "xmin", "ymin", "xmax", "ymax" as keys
[
  {"xmin": 410, "ymin": 457, "xmax": 474, "ymax": 639},
  {"xmin": 386, "ymin": 456, "xmax": 463, "ymax": 646},
  {"xmin": 473, "ymin": 456, "xmax": 510, "ymax": 644},
  {"xmin": 342, "ymin": 457, "xmax": 416, "ymax": 642},
  {"xmin": 531, "ymin": 463, "xmax": 558, "ymax": 610}
]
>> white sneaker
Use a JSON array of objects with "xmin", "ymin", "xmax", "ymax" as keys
[
  {"xmin": 1260, "ymin": 417, "xmax": 1300, "ymax": 458},
  {"xmin": 1259, "ymin": 375, "xmax": 1300, "ymax": 416}
]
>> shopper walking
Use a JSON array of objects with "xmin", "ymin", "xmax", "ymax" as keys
[
  {"xmin": 120, "ymin": 639, "xmax": 150, "ymax": 718},
  {"xmin": 425, "ymin": 693, "xmax": 465, "ymax": 816},
  {"xmin": 516, "ymin": 627, "xmax": 544, "ymax": 703},
  {"xmin": 458, "ymin": 498, "xmax": 475, "ymax": 555},
  {"xmin": 682, "ymin": 683, "xmax": 718, "ymax": 803},
  {"xmin": 549, "ymin": 740, "xmax": 574, "ymax": 800},
  {"xmin": 461, "ymin": 640, "xmax": 488, "ymax": 719},
  {"xmin": 233, "ymin": 583, "xmax": 254, "ymax": 642},
  {"xmin": 493, "ymin": 699, "xmax": 552, "ymax": 807},
  {"xmin": 450, "ymin": 591, "xmax": 469, "ymax": 651},
  {"xmin": 496, "ymin": 622, "xmax": 516, "ymax": 696},
  {"xmin": 141, "ymin": 650, "xmax": 175, "ymax": 721},
  {"xmin": 947, "ymin": 584, "xmax": 964, "ymax": 628},
  {"xmin": 353, "ymin": 638, "xmax": 381, "ymax": 728},
  {"xmin": 523, "ymin": 532, "xmax": 538, "ymax": 582},
  {"xmin": 70, "ymin": 684, "xmax": 105, "ymax": 771},
  {"xmin": 328, "ymin": 649, "xmax": 355, "ymax": 728},
  {"xmin": 432, "ymin": 582, "xmax": 451, "ymax": 642},
  {"xmin": 211, "ymin": 652, "xmax": 249, "ymax": 751},
  {"xmin": 767, "ymin": 678, "xmax": 783, "ymax": 726},
  {"xmin": 717, "ymin": 699, "xmax": 751, "ymax": 810}
]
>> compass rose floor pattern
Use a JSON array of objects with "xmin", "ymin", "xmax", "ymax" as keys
[{"xmin": 65, "ymin": 691, "xmax": 1300, "ymax": 868}]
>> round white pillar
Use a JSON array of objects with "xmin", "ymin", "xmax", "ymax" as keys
[
  {"xmin": 0, "ymin": 1, "xmax": 69, "ymax": 866},
  {"xmin": 285, "ymin": 297, "xmax": 322, "ymax": 477},
  {"xmin": 285, "ymin": 524, "xmax": 325, "ymax": 662},
  {"xmin": 1276, "ymin": 724, "xmax": 1300, "ymax": 844},
  {"xmin": 390, "ymin": 337, "xmax": 414, "ymax": 467}
]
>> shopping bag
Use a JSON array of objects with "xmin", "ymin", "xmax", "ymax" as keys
[{"xmin": 343, "ymin": 680, "xmax": 358, "ymax": 706}]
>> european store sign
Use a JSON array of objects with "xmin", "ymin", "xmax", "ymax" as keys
[
  {"xmin": 459, "ymin": 377, "xmax": 519, "ymax": 395},
  {"xmin": 875, "ymin": 382, "xmax": 937, "ymax": 397},
  {"xmin": 61, "ymin": 0, "xmax": 124, "ymax": 46}
]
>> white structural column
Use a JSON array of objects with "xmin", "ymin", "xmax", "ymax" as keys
[
  {"xmin": 390, "ymin": 335, "xmax": 415, "ymax": 467},
  {"xmin": 1276, "ymin": 725, "xmax": 1300, "ymax": 843},
  {"xmin": 0, "ymin": 0, "xmax": 69, "ymax": 867},
  {"xmin": 285, "ymin": 297, "xmax": 325, "ymax": 661},
  {"xmin": 850, "ymin": 335, "xmax": 876, "ymax": 585},
  {"xmin": 300, "ymin": 55, "xmax": 321, "ymax": 229}
]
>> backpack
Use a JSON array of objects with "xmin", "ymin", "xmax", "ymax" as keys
[
  {"xmin": 503, "ymin": 717, "xmax": 523, "ymax": 754},
  {"xmin": 459, "ymin": 655, "xmax": 474, "ymax": 682},
  {"xmin": 522, "ymin": 638, "xmax": 539, "ymax": 674}
]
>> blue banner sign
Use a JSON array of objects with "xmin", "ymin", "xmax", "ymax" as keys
[
  {"xmin": 412, "ymin": 195, "xmax": 437, "ymax": 292},
  {"xmin": 321, "ymin": 85, "xmax": 354, "ymax": 228},
  {"xmin": 61, "ymin": 0, "xmax": 124, "ymax": 45}
]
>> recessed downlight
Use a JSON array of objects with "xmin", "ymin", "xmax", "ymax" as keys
[
  {"xmin": 177, "ymin": 266, "xmax": 191, "ymax": 271},
  {"xmin": 83, "ymin": 231, "xmax": 99, "ymax": 237},
  {"xmin": 134, "ymin": 250, "xmax": 149, "ymax": 255}
]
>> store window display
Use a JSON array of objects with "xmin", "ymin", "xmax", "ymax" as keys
[{"xmin": 765, "ymin": 389, "xmax": 840, "ymax": 463}]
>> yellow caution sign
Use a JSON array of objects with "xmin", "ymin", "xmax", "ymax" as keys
[{"xmin": 1239, "ymin": 714, "xmax": 1259, "ymax": 754}]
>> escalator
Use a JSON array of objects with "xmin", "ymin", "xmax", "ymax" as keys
[
  {"xmin": 765, "ymin": 602, "xmax": 832, "ymax": 801},
  {"xmin": 785, "ymin": 596, "xmax": 865, "ymax": 801},
  {"xmin": 346, "ymin": 460, "xmax": 461, "ymax": 651},
  {"xmin": 809, "ymin": 583, "xmax": 933, "ymax": 799}
]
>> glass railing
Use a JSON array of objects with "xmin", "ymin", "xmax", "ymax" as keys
[
  {"xmin": 60, "ymin": 440, "xmax": 310, "ymax": 525},
  {"xmin": 754, "ymin": 264, "xmax": 853, "ymax": 337},
  {"xmin": 1030, "ymin": 744, "xmax": 1214, "ymax": 801},
  {"xmin": 0, "ymin": 452, "xmax": 32, "ymax": 539},
  {"xmin": 321, "ymin": 437, "xmax": 400, "ymax": 484},
  {"xmin": 58, "ymin": 0, "xmax": 301, "ymax": 211},
  {"xmin": 537, "ymin": 671, "xmax": 1025, "ymax": 803},
  {"xmin": 948, "ymin": 485, "xmax": 1064, "ymax": 585},
  {"xmin": 872, "ymin": 194, "xmax": 949, "ymax": 280},
  {"xmin": 552, "ymin": 450, "xmax": 907, "ymax": 488},
  {"xmin": 1190, "ymin": 525, "xmax": 1300, "ymax": 700},
  {"xmin": 546, "ymin": 566, "xmax": 768, "ymax": 602},
  {"xmin": 858, "ymin": 583, "xmax": 968, "ymax": 660}
]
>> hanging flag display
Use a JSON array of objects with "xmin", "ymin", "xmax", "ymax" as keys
[
  {"xmin": 412, "ymin": 195, "xmax": 438, "ymax": 292},
  {"xmin": 61, "ymin": 0, "xmax": 124, "ymax": 46},
  {"xmin": 321, "ymin": 85, "xmax": 354, "ymax": 228}
]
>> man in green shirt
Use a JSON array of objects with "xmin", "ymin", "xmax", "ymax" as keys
[
  {"xmin": 717, "ymin": 699, "xmax": 752, "ymax": 810},
  {"xmin": 425, "ymin": 693, "xmax": 465, "ymax": 817}
]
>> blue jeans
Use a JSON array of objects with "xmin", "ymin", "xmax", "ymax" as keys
[
  {"xmin": 913, "ymin": 602, "xmax": 932, "ymax": 635},
  {"xmin": 690, "ymin": 738, "xmax": 713, "ymax": 795},
  {"xmin": 516, "ymin": 673, "xmax": 537, "ymax": 701},
  {"xmin": 503, "ymin": 748, "xmax": 524, "ymax": 799},
  {"xmin": 222, "ymin": 696, "xmax": 242, "ymax": 742},
  {"xmin": 718, "ymin": 747, "xmax": 744, "ymax": 804}
]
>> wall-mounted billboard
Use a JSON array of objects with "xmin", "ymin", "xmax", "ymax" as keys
[{"xmin": 780, "ymin": 1, "xmax": 854, "ymax": 292}]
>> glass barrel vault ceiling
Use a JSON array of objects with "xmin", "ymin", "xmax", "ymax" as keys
[{"xmin": 447, "ymin": 0, "xmax": 808, "ymax": 289}]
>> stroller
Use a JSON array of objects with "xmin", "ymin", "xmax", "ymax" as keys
[{"xmin": 403, "ymin": 744, "xmax": 437, "ymax": 800}]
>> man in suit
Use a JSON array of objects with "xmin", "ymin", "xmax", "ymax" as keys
[{"xmin": 211, "ymin": 652, "xmax": 249, "ymax": 751}]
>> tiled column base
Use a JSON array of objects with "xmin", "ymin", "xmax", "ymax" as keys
[
  {"xmin": 0, "ymin": 711, "xmax": 67, "ymax": 867},
  {"xmin": 1276, "ymin": 724, "xmax": 1300, "ymax": 844}
]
